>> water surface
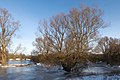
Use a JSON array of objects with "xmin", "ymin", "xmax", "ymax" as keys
[{"xmin": 0, "ymin": 61, "xmax": 120, "ymax": 80}]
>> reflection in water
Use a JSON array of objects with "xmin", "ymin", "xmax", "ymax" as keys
[{"xmin": 0, "ymin": 61, "xmax": 120, "ymax": 80}]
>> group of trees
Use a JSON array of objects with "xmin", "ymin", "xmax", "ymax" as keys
[
  {"xmin": 32, "ymin": 6, "xmax": 106, "ymax": 72},
  {"xmin": 89, "ymin": 36, "xmax": 120, "ymax": 64},
  {"xmin": 96, "ymin": 36, "xmax": 120, "ymax": 65},
  {"xmin": 32, "ymin": 6, "xmax": 120, "ymax": 72},
  {"xmin": 34, "ymin": 6, "xmax": 105, "ymax": 54},
  {"xmin": 0, "ymin": 6, "xmax": 119, "ymax": 72},
  {"xmin": 8, "ymin": 53, "xmax": 26, "ymax": 60}
]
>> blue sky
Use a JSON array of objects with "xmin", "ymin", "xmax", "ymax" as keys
[{"xmin": 0, "ymin": 0, "xmax": 120, "ymax": 54}]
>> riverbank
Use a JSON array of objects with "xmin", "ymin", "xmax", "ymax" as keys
[
  {"xmin": 0, "ymin": 60, "xmax": 32, "ymax": 68},
  {"xmin": 0, "ymin": 64, "xmax": 31, "ymax": 68}
]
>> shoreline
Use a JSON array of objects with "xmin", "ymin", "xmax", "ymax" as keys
[{"xmin": 0, "ymin": 63, "xmax": 31, "ymax": 68}]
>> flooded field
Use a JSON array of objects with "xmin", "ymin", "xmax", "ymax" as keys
[{"xmin": 0, "ymin": 61, "xmax": 120, "ymax": 80}]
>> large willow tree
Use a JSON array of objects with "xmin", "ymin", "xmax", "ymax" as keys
[
  {"xmin": 37, "ymin": 6, "xmax": 106, "ymax": 54},
  {"xmin": 34, "ymin": 6, "xmax": 106, "ymax": 72}
]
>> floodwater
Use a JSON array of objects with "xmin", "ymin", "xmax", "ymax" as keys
[{"xmin": 0, "ymin": 61, "xmax": 120, "ymax": 80}]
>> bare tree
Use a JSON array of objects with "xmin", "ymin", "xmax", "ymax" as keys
[
  {"xmin": 96, "ymin": 36, "xmax": 120, "ymax": 64},
  {"xmin": 0, "ymin": 8, "xmax": 19, "ymax": 65},
  {"xmin": 97, "ymin": 36, "xmax": 120, "ymax": 54},
  {"xmin": 33, "ymin": 36, "xmax": 52, "ymax": 54},
  {"xmin": 12, "ymin": 44, "xmax": 26, "ymax": 60},
  {"xmin": 33, "ymin": 20, "xmax": 52, "ymax": 54},
  {"xmin": 34, "ymin": 6, "xmax": 106, "ymax": 72},
  {"xmin": 37, "ymin": 6, "xmax": 106, "ymax": 54},
  {"xmin": 65, "ymin": 7, "xmax": 105, "ymax": 53},
  {"xmin": 36, "ymin": 14, "xmax": 68, "ymax": 54},
  {"xmin": 96, "ymin": 36, "xmax": 110, "ymax": 54},
  {"xmin": 49, "ymin": 14, "xmax": 68, "ymax": 53}
]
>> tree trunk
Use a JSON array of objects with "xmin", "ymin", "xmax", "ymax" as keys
[
  {"xmin": 1, "ymin": 47, "xmax": 8, "ymax": 65},
  {"xmin": 1, "ymin": 53, "xmax": 7, "ymax": 65}
]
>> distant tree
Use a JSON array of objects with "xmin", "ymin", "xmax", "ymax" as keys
[
  {"xmin": 8, "ymin": 44, "xmax": 26, "ymax": 61},
  {"xmin": 96, "ymin": 36, "xmax": 110, "ymax": 54},
  {"xmin": 97, "ymin": 36, "xmax": 120, "ymax": 54},
  {"xmin": 0, "ymin": 8, "xmax": 20, "ymax": 65},
  {"xmin": 12, "ymin": 44, "xmax": 26, "ymax": 60},
  {"xmin": 97, "ymin": 36, "xmax": 120, "ymax": 65}
]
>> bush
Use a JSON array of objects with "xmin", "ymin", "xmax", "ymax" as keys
[{"xmin": 31, "ymin": 52, "xmax": 89, "ymax": 72}]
